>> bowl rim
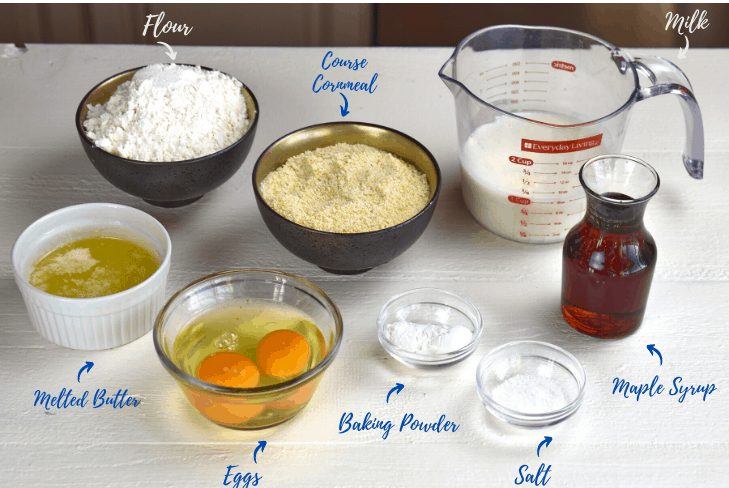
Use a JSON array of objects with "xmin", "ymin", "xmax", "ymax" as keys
[
  {"xmin": 153, "ymin": 268, "xmax": 344, "ymax": 395},
  {"xmin": 476, "ymin": 340, "xmax": 587, "ymax": 420},
  {"xmin": 75, "ymin": 63, "xmax": 259, "ymax": 165},
  {"xmin": 252, "ymin": 121, "xmax": 442, "ymax": 237},
  {"xmin": 10, "ymin": 202, "xmax": 172, "ymax": 305},
  {"xmin": 376, "ymin": 287, "xmax": 484, "ymax": 364}
]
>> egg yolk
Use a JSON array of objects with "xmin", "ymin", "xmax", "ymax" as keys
[
  {"xmin": 256, "ymin": 330, "xmax": 311, "ymax": 379},
  {"xmin": 186, "ymin": 388, "xmax": 265, "ymax": 425},
  {"xmin": 267, "ymin": 380, "xmax": 317, "ymax": 411},
  {"xmin": 197, "ymin": 352, "xmax": 260, "ymax": 388},
  {"xmin": 202, "ymin": 402, "xmax": 266, "ymax": 425}
]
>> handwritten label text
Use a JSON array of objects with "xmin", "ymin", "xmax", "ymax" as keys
[
  {"xmin": 223, "ymin": 466, "xmax": 261, "ymax": 488},
  {"xmin": 313, "ymin": 51, "xmax": 378, "ymax": 94},
  {"xmin": 33, "ymin": 387, "xmax": 140, "ymax": 410},
  {"xmin": 338, "ymin": 411, "xmax": 459, "ymax": 440},
  {"xmin": 665, "ymin": 9, "xmax": 709, "ymax": 35},
  {"xmin": 515, "ymin": 464, "xmax": 552, "ymax": 485},
  {"xmin": 611, "ymin": 375, "xmax": 716, "ymax": 402},
  {"xmin": 143, "ymin": 11, "xmax": 193, "ymax": 38}
]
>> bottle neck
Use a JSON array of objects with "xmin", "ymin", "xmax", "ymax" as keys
[{"xmin": 584, "ymin": 192, "xmax": 650, "ymax": 233}]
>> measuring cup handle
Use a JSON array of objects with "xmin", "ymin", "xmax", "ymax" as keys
[{"xmin": 631, "ymin": 54, "xmax": 704, "ymax": 179}]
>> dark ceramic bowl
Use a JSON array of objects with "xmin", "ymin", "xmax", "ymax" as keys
[
  {"xmin": 76, "ymin": 65, "xmax": 259, "ymax": 207},
  {"xmin": 252, "ymin": 122, "xmax": 441, "ymax": 274}
]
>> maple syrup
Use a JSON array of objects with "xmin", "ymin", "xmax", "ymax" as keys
[{"xmin": 561, "ymin": 156, "xmax": 660, "ymax": 338}]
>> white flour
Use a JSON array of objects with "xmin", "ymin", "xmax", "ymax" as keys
[
  {"xmin": 383, "ymin": 321, "xmax": 473, "ymax": 355},
  {"xmin": 83, "ymin": 64, "xmax": 249, "ymax": 162}
]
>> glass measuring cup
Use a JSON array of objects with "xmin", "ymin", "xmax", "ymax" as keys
[{"xmin": 439, "ymin": 25, "xmax": 704, "ymax": 244}]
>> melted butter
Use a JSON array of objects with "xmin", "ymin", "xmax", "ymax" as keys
[{"xmin": 29, "ymin": 236, "xmax": 160, "ymax": 298}]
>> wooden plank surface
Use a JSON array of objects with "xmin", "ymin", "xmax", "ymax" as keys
[{"xmin": 0, "ymin": 44, "xmax": 727, "ymax": 487}]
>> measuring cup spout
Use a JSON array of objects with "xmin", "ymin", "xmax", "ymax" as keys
[
  {"xmin": 632, "ymin": 54, "xmax": 705, "ymax": 179},
  {"xmin": 438, "ymin": 56, "xmax": 460, "ymax": 96}
]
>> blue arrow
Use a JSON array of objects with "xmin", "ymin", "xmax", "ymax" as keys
[
  {"xmin": 253, "ymin": 441, "xmax": 266, "ymax": 464},
  {"xmin": 647, "ymin": 344, "xmax": 663, "ymax": 366},
  {"xmin": 386, "ymin": 383, "xmax": 404, "ymax": 404},
  {"xmin": 77, "ymin": 361, "xmax": 94, "ymax": 383},
  {"xmin": 537, "ymin": 436, "xmax": 552, "ymax": 457},
  {"xmin": 339, "ymin": 93, "xmax": 350, "ymax": 117}
]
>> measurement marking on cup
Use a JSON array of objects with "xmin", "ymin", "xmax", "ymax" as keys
[
  {"xmin": 525, "ymin": 71, "xmax": 549, "ymax": 74},
  {"xmin": 487, "ymin": 92, "xmax": 507, "ymax": 100},
  {"xmin": 576, "ymin": 158, "xmax": 591, "ymax": 163},
  {"xmin": 487, "ymin": 73, "xmax": 507, "ymax": 82},
  {"xmin": 484, "ymin": 65, "xmax": 507, "ymax": 73},
  {"xmin": 522, "ymin": 99, "xmax": 546, "ymax": 102},
  {"xmin": 570, "ymin": 196, "xmax": 586, "ymax": 202},
  {"xmin": 487, "ymin": 83, "xmax": 507, "ymax": 91},
  {"xmin": 531, "ymin": 212, "xmax": 553, "ymax": 215},
  {"xmin": 534, "ymin": 172, "xmax": 557, "ymax": 175},
  {"xmin": 568, "ymin": 211, "xmax": 582, "ymax": 216},
  {"xmin": 524, "ymin": 80, "xmax": 549, "ymax": 83},
  {"xmin": 526, "ymin": 62, "xmax": 551, "ymax": 65},
  {"xmin": 533, "ymin": 223, "xmax": 552, "ymax": 226},
  {"xmin": 572, "ymin": 185, "xmax": 581, "ymax": 188},
  {"xmin": 524, "ymin": 89, "xmax": 547, "ymax": 93},
  {"xmin": 534, "ymin": 182, "xmax": 556, "ymax": 185}
]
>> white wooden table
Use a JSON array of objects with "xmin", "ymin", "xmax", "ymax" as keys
[{"xmin": 1, "ymin": 44, "xmax": 727, "ymax": 487}]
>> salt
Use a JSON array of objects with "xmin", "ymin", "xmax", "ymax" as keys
[
  {"xmin": 491, "ymin": 373, "xmax": 568, "ymax": 413},
  {"xmin": 383, "ymin": 321, "xmax": 473, "ymax": 355}
]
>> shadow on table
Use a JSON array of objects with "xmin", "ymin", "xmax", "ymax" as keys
[
  {"xmin": 465, "ymin": 383, "xmax": 591, "ymax": 449},
  {"xmin": 4, "ymin": 147, "xmax": 216, "ymax": 231},
  {"xmin": 428, "ymin": 177, "xmax": 554, "ymax": 253}
]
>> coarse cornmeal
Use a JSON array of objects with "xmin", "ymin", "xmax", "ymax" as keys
[{"xmin": 259, "ymin": 143, "xmax": 430, "ymax": 233}]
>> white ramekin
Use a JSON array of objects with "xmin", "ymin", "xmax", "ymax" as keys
[{"xmin": 11, "ymin": 203, "xmax": 172, "ymax": 350}]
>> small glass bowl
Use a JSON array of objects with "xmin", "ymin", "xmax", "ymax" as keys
[
  {"xmin": 377, "ymin": 288, "xmax": 483, "ymax": 369},
  {"xmin": 154, "ymin": 269, "xmax": 343, "ymax": 429},
  {"xmin": 476, "ymin": 341, "xmax": 586, "ymax": 427}
]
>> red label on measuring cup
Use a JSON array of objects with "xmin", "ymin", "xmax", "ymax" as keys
[
  {"xmin": 508, "ymin": 195, "xmax": 531, "ymax": 205},
  {"xmin": 509, "ymin": 156, "xmax": 534, "ymax": 166},
  {"xmin": 521, "ymin": 134, "xmax": 603, "ymax": 154},
  {"xmin": 552, "ymin": 61, "xmax": 576, "ymax": 72}
]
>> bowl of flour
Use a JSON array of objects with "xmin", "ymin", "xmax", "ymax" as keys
[{"xmin": 76, "ymin": 64, "xmax": 259, "ymax": 207}]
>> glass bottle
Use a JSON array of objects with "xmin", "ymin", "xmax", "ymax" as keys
[{"xmin": 561, "ymin": 155, "xmax": 660, "ymax": 338}]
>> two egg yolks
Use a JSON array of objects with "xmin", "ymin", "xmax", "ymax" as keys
[{"xmin": 196, "ymin": 330, "xmax": 311, "ymax": 388}]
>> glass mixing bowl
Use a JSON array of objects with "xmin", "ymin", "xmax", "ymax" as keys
[{"xmin": 154, "ymin": 269, "xmax": 343, "ymax": 429}]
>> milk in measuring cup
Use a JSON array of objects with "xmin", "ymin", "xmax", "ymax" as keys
[{"xmin": 461, "ymin": 112, "xmax": 607, "ymax": 244}]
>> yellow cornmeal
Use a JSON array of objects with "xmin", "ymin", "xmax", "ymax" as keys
[
  {"xmin": 260, "ymin": 143, "xmax": 430, "ymax": 233},
  {"xmin": 29, "ymin": 236, "xmax": 160, "ymax": 298}
]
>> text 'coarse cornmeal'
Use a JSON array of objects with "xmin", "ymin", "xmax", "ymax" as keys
[{"xmin": 260, "ymin": 143, "xmax": 430, "ymax": 233}]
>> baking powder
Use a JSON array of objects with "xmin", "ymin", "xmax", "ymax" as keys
[{"xmin": 383, "ymin": 321, "xmax": 473, "ymax": 355}]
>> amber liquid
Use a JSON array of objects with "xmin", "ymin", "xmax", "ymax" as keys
[{"xmin": 561, "ymin": 192, "xmax": 657, "ymax": 338}]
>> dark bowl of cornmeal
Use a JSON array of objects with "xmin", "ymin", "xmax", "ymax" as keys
[
  {"xmin": 252, "ymin": 122, "xmax": 441, "ymax": 275},
  {"xmin": 75, "ymin": 65, "xmax": 259, "ymax": 208}
]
